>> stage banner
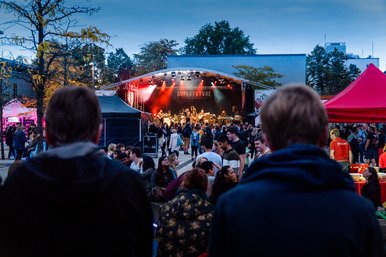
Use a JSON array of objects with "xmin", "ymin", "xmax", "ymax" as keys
[
  {"xmin": 176, "ymin": 90, "xmax": 213, "ymax": 100},
  {"xmin": 255, "ymin": 89, "xmax": 275, "ymax": 124}
]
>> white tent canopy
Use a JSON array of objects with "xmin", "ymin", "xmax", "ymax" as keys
[{"xmin": 3, "ymin": 99, "xmax": 31, "ymax": 117}]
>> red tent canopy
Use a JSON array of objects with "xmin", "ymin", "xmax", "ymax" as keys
[{"xmin": 324, "ymin": 64, "xmax": 386, "ymax": 123}]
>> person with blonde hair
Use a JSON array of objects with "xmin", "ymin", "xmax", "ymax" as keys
[
  {"xmin": 107, "ymin": 143, "xmax": 116, "ymax": 159},
  {"xmin": 209, "ymin": 85, "xmax": 383, "ymax": 257},
  {"xmin": 329, "ymin": 128, "xmax": 352, "ymax": 172}
]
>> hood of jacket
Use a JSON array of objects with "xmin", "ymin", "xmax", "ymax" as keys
[
  {"xmin": 11, "ymin": 141, "xmax": 125, "ymax": 203},
  {"xmin": 168, "ymin": 188, "xmax": 212, "ymax": 219},
  {"xmin": 243, "ymin": 144, "xmax": 355, "ymax": 192}
]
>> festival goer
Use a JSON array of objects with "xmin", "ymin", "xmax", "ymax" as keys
[
  {"xmin": 379, "ymin": 146, "xmax": 386, "ymax": 169},
  {"xmin": 377, "ymin": 129, "xmax": 385, "ymax": 164},
  {"xmin": 195, "ymin": 137, "xmax": 222, "ymax": 173},
  {"xmin": 362, "ymin": 167, "xmax": 382, "ymax": 209},
  {"xmin": 151, "ymin": 156, "xmax": 175, "ymax": 201},
  {"xmin": 209, "ymin": 85, "xmax": 384, "ymax": 257},
  {"xmin": 14, "ymin": 125, "xmax": 27, "ymax": 160},
  {"xmin": 157, "ymin": 168, "xmax": 213, "ymax": 257},
  {"xmin": 329, "ymin": 128, "xmax": 352, "ymax": 173},
  {"xmin": 167, "ymin": 153, "xmax": 179, "ymax": 179},
  {"xmin": 140, "ymin": 155, "xmax": 157, "ymax": 200},
  {"xmin": 182, "ymin": 121, "xmax": 192, "ymax": 155},
  {"xmin": 227, "ymin": 126, "xmax": 246, "ymax": 178},
  {"xmin": 129, "ymin": 147, "xmax": 143, "ymax": 173},
  {"xmin": 190, "ymin": 126, "xmax": 200, "ymax": 160},
  {"xmin": 248, "ymin": 127, "xmax": 259, "ymax": 159},
  {"xmin": 210, "ymin": 165, "xmax": 238, "ymax": 205},
  {"xmin": 169, "ymin": 128, "xmax": 181, "ymax": 155},
  {"xmin": 253, "ymin": 135, "xmax": 271, "ymax": 160},
  {"xmin": 107, "ymin": 143, "xmax": 116, "ymax": 159},
  {"xmin": 198, "ymin": 160, "xmax": 216, "ymax": 196},
  {"xmin": 0, "ymin": 86, "xmax": 152, "ymax": 257},
  {"xmin": 365, "ymin": 126, "xmax": 378, "ymax": 167},
  {"xmin": 347, "ymin": 126, "xmax": 360, "ymax": 164},
  {"xmin": 217, "ymin": 135, "xmax": 240, "ymax": 179},
  {"xmin": 5, "ymin": 124, "xmax": 16, "ymax": 159},
  {"xmin": 358, "ymin": 124, "xmax": 367, "ymax": 163}
]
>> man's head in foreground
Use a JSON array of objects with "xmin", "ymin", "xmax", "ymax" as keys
[
  {"xmin": 260, "ymin": 85, "xmax": 328, "ymax": 151},
  {"xmin": 45, "ymin": 86, "xmax": 101, "ymax": 147}
]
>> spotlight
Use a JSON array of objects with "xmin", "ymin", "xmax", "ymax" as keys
[
  {"xmin": 195, "ymin": 71, "xmax": 200, "ymax": 78},
  {"xmin": 180, "ymin": 75, "xmax": 185, "ymax": 80},
  {"xmin": 171, "ymin": 72, "xmax": 176, "ymax": 77},
  {"xmin": 164, "ymin": 73, "xmax": 167, "ymax": 76},
  {"xmin": 187, "ymin": 75, "xmax": 191, "ymax": 80}
]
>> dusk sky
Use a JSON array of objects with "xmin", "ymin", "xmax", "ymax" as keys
[{"xmin": 2, "ymin": 0, "xmax": 386, "ymax": 70}]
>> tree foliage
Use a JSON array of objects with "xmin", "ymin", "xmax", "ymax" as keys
[
  {"xmin": 134, "ymin": 39, "xmax": 179, "ymax": 75},
  {"xmin": 233, "ymin": 65, "xmax": 282, "ymax": 89},
  {"xmin": 306, "ymin": 45, "xmax": 360, "ymax": 95},
  {"xmin": 183, "ymin": 20, "xmax": 256, "ymax": 55},
  {"xmin": 0, "ymin": 0, "xmax": 110, "ymax": 151},
  {"xmin": 107, "ymin": 48, "xmax": 134, "ymax": 82}
]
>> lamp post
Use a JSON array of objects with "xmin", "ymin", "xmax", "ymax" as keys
[
  {"xmin": 89, "ymin": 61, "xmax": 95, "ymax": 89},
  {"xmin": 0, "ymin": 62, "xmax": 12, "ymax": 160}
]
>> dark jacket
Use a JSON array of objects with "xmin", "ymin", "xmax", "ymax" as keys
[
  {"xmin": 362, "ymin": 181, "xmax": 382, "ymax": 208},
  {"xmin": 209, "ymin": 144, "xmax": 384, "ymax": 257},
  {"xmin": 0, "ymin": 142, "xmax": 153, "ymax": 257},
  {"xmin": 13, "ymin": 129, "xmax": 26, "ymax": 150},
  {"xmin": 157, "ymin": 189, "xmax": 213, "ymax": 257}
]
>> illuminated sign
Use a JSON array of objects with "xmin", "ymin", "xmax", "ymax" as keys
[{"xmin": 176, "ymin": 90, "xmax": 213, "ymax": 100}]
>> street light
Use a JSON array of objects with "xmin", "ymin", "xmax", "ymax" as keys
[{"xmin": 89, "ymin": 61, "xmax": 95, "ymax": 88}]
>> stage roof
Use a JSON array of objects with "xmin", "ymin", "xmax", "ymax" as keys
[{"xmin": 100, "ymin": 67, "xmax": 273, "ymax": 90}]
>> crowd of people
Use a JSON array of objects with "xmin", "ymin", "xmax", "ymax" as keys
[{"xmin": 0, "ymin": 85, "xmax": 383, "ymax": 257}]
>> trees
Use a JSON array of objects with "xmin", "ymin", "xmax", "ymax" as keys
[
  {"xmin": 182, "ymin": 20, "xmax": 256, "ymax": 55},
  {"xmin": 233, "ymin": 65, "xmax": 282, "ymax": 89},
  {"xmin": 107, "ymin": 48, "xmax": 134, "ymax": 82},
  {"xmin": 306, "ymin": 45, "xmax": 360, "ymax": 95},
  {"xmin": 134, "ymin": 39, "xmax": 179, "ymax": 75},
  {"xmin": 0, "ymin": 0, "xmax": 109, "ymax": 151}
]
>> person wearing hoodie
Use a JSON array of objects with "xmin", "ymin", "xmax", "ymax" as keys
[
  {"xmin": 0, "ymin": 87, "xmax": 153, "ymax": 257},
  {"xmin": 157, "ymin": 168, "xmax": 213, "ymax": 257},
  {"xmin": 209, "ymin": 85, "xmax": 384, "ymax": 257},
  {"xmin": 190, "ymin": 126, "xmax": 200, "ymax": 160}
]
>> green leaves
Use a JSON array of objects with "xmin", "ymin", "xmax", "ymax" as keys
[
  {"xmin": 233, "ymin": 65, "xmax": 282, "ymax": 89},
  {"xmin": 134, "ymin": 39, "xmax": 179, "ymax": 75},
  {"xmin": 306, "ymin": 45, "xmax": 360, "ymax": 95},
  {"xmin": 183, "ymin": 20, "xmax": 256, "ymax": 55}
]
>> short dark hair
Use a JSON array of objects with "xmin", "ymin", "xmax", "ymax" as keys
[
  {"xmin": 217, "ymin": 135, "xmax": 230, "ymax": 144},
  {"xmin": 254, "ymin": 135, "xmax": 265, "ymax": 144},
  {"xmin": 131, "ymin": 147, "xmax": 142, "ymax": 158},
  {"xmin": 116, "ymin": 143, "xmax": 125, "ymax": 150},
  {"xmin": 227, "ymin": 126, "xmax": 238, "ymax": 135},
  {"xmin": 45, "ymin": 87, "xmax": 101, "ymax": 146},
  {"xmin": 199, "ymin": 161, "xmax": 214, "ymax": 174},
  {"xmin": 201, "ymin": 137, "xmax": 213, "ymax": 150}
]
